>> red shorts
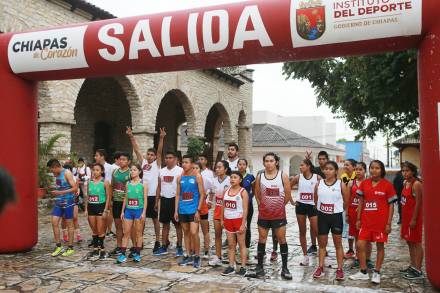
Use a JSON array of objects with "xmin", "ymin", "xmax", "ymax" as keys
[
  {"xmin": 358, "ymin": 229, "xmax": 388, "ymax": 243},
  {"xmin": 224, "ymin": 218, "xmax": 243, "ymax": 233},
  {"xmin": 214, "ymin": 205, "xmax": 222, "ymax": 221},
  {"xmin": 400, "ymin": 217, "xmax": 423, "ymax": 243},
  {"xmin": 348, "ymin": 207, "xmax": 359, "ymax": 238}
]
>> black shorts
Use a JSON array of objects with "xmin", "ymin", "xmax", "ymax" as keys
[
  {"xmin": 296, "ymin": 202, "xmax": 318, "ymax": 218},
  {"xmin": 159, "ymin": 197, "xmax": 177, "ymax": 224},
  {"xmin": 179, "ymin": 214, "xmax": 195, "ymax": 223},
  {"xmin": 200, "ymin": 213, "xmax": 209, "ymax": 220},
  {"xmin": 112, "ymin": 201, "xmax": 123, "ymax": 219},
  {"xmin": 317, "ymin": 212, "xmax": 343, "ymax": 235},
  {"xmin": 88, "ymin": 203, "xmax": 105, "ymax": 216},
  {"xmin": 146, "ymin": 196, "xmax": 158, "ymax": 219},
  {"xmin": 257, "ymin": 218, "xmax": 287, "ymax": 230}
]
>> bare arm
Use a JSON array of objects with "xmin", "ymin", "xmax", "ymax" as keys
[
  {"xmin": 156, "ymin": 127, "xmax": 166, "ymax": 167},
  {"xmin": 64, "ymin": 170, "xmax": 78, "ymax": 194},
  {"xmin": 104, "ymin": 181, "xmax": 111, "ymax": 212},
  {"xmin": 196, "ymin": 174, "xmax": 205, "ymax": 212},
  {"xmin": 385, "ymin": 203, "xmax": 394, "ymax": 234},
  {"xmin": 121, "ymin": 183, "xmax": 128, "ymax": 219},
  {"xmin": 142, "ymin": 181, "xmax": 148, "ymax": 216},
  {"xmin": 341, "ymin": 181, "xmax": 350, "ymax": 211},
  {"xmin": 411, "ymin": 181, "xmax": 423, "ymax": 227},
  {"xmin": 241, "ymin": 190, "xmax": 249, "ymax": 230},
  {"xmin": 155, "ymin": 177, "xmax": 161, "ymax": 211},
  {"xmin": 289, "ymin": 175, "xmax": 299, "ymax": 189},
  {"xmin": 254, "ymin": 174, "xmax": 261, "ymax": 206},
  {"xmin": 174, "ymin": 176, "xmax": 181, "ymax": 221},
  {"xmin": 313, "ymin": 181, "xmax": 319, "ymax": 207},
  {"xmin": 283, "ymin": 173, "xmax": 292, "ymax": 205},
  {"xmin": 126, "ymin": 126, "xmax": 144, "ymax": 163}
]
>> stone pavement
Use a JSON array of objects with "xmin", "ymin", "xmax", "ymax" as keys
[{"xmin": 0, "ymin": 198, "xmax": 436, "ymax": 293}]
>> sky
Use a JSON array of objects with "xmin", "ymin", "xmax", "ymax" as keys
[{"xmin": 87, "ymin": 0, "xmax": 390, "ymax": 162}]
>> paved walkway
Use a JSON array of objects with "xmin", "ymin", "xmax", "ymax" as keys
[{"xmin": 0, "ymin": 199, "xmax": 436, "ymax": 292}]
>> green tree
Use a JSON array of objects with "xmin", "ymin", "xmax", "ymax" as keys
[
  {"xmin": 186, "ymin": 137, "xmax": 205, "ymax": 160},
  {"xmin": 282, "ymin": 51, "xmax": 419, "ymax": 139}
]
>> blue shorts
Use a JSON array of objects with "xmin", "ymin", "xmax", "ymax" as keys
[
  {"xmin": 124, "ymin": 208, "xmax": 143, "ymax": 220},
  {"xmin": 52, "ymin": 200, "xmax": 75, "ymax": 219}
]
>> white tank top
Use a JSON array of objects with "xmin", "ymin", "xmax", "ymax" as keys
[
  {"xmin": 223, "ymin": 187, "xmax": 244, "ymax": 219},
  {"xmin": 213, "ymin": 176, "xmax": 230, "ymax": 207},
  {"xmin": 317, "ymin": 179, "xmax": 344, "ymax": 214},
  {"xmin": 142, "ymin": 159, "xmax": 159, "ymax": 197},
  {"xmin": 259, "ymin": 171, "xmax": 286, "ymax": 220},
  {"xmin": 159, "ymin": 166, "xmax": 183, "ymax": 198},
  {"xmin": 201, "ymin": 168, "xmax": 214, "ymax": 193},
  {"xmin": 298, "ymin": 173, "xmax": 318, "ymax": 205}
]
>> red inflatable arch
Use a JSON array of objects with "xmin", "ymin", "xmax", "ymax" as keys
[{"xmin": 0, "ymin": 0, "xmax": 439, "ymax": 287}]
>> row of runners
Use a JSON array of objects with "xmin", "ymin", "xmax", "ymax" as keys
[{"xmin": 46, "ymin": 128, "xmax": 423, "ymax": 282}]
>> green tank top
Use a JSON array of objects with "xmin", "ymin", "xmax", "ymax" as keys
[
  {"xmin": 88, "ymin": 179, "xmax": 106, "ymax": 204},
  {"xmin": 112, "ymin": 168, "xmax": 130, "ymax": 202},
  {"xmin": 127, "ymin": 181, "xmax": 144, "ymax": 209}
]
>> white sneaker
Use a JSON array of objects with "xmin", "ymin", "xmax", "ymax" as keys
[
  {"xmin": 300, "ymin": 255, "xmax": 309, "ymax": 266},
  {"xmin": 208, "ymin": 255, "xmax": 222, "ymax": 266},
  {"xmin": 349, "ymin": 271, "xmax": 370, "ymax": 281},
  {"xmin": 371, "ymin": 271, "xmax": 381, "ymax": 284}
]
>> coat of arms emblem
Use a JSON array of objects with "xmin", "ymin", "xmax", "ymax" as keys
[{"xmin": 296, "ymin": 0, "xmax": 326, "ymax": 41}]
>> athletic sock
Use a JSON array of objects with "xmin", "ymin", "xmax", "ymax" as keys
[
  {"xmin": 120, "ymin": 247, "xmax": 127, "ymax": 254},
  {"xmin": 92, "ymin": 235, "xmax": 98, "ymax": 248},
  {"xmin": 272, "ymin": 235, "xmax": 278, "ymax": 251},
  {"xmin": 374, "ymin": 269, "xmax": 380, "ymax": 274},
  {"xmin": 280, "ymin": 243, "xmax": 288, "ymax": 268},
  {"xmin": 135, "ymin": 247, "xmax": 141, "ymax": 254},
  {"xmin": 257, "ymin": 242, "xmax": 266, "ymax": 267},
  {"xmin": 98, "ymin": 236, "xmax": 105, "ymax": 249}
]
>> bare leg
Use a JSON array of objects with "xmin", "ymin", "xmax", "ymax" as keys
[
  {"xmin": 357, "ymin": 239, "xmax": 368, "ymax": 270},
  {"xmin": 375, "ymin": 242, "xmax": 385, "ymax": 271},
  {"xmin": 181, "ymin": 222, "xmax": 191, "ymax": 255},
  {"xmin": 200, "ymin": 219, "xmax": 210, "ymax": 253},
  {"xmin": 135, "ymin": 219, "xmax": 144, "ymax": 251},
  {"xmin": 332, "ymin": 233, "xmax": 344, "ymax": 269},
  {"xmin": 214, "ymin": 220, "xmax": 223, "ymax": 258},
  {"xmin": 114, "ymin": 219, "xmax": 123, "ymax": 247},
  {"xmin": 122, "ymin": 219, "xmax": 133, "ymax": 249},
  {"xmin": 153, "ymin": 218, "xmax": 160, "ymax": 242},
  {"xmin": 190, "ymin": 222, "xmax": 200, "ymax": 255},
  {"xmin": 309, "ymin": 216, "xmax": 318, "ymax": 246},
  {"xmin": 297, "ymin": 214, "xmax": 308, "ymax": 255},
  {"xmin": 227, "ymin": 232, "xmax": 237, "ymax": 266},
  {"xmin": 318, "ymin": 235, "xmax": 328, "ymax": 268},
  {"xmin": 174, "ymin": 222, "xmax": 183, "ymax": 247},
  {"xmin": 65, "ymin": 219, "xmax": 74, "ymax": 246},
  {"xmin": 162, "ymin": 223, "xmax": 170, "ymax": 246},
  {"xmin": 414, "ymin": 243, "xmax": 424, "ymax": 271},
  {"xmin": 237, "ymin": 231, "xmax": 247, "ymax": 267},
  {"xmin": 52, "ymin": 216, "xmax": 62, "ymax": 244}
]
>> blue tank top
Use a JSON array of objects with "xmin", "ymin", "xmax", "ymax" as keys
[
  {"xmin": 178, "ymin": 175, "xmax": 200, "ymax": 215},
  {"xmin": 55, "ymin": 169, "xmax": 74, "ymax": 202}
]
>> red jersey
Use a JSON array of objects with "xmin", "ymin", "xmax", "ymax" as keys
[
  {"xmin": 357, "ymin": 178, "xmax": 397, "ymax": 232},
  {"xmin": 348, "ymin": 179, "xmax": 362, "ymax": 225},
  {"xmin": 400, "ymin": 180, "xmax": 423, "ymax": 242}
]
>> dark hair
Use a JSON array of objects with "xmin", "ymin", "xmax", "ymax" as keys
[
  {"xmin": 369, "ymin": 160, "xmax": 386, "ymax": 178},
  {"xmin": 47, "ymin": 158, "xmax": 61, "ymax": 168},
  {"xmin": 237, "ymin": 158, "xmax": 248, "ymax": 166},
  {"xmin": 216, "ymin": 160, "xmax": 232, "ymax": 176},
  {"xmin": 78, "ymin": 157, "xmax": 85, "ymax": 163},
  {"xmin": 199, "ymin": 153, "xmax": 209, "ymax": 159},
  {"xmin": 113, "ymin": 151, "xmax": 121, "ymax": 160},
  {"xmin": 401, "ymin": 161, "xmax": 418, "ymax": 178},
  {"xmin": 346, "ymin": 159, "xmax": 357, "ymax": 168},
  {"xmin": 356, "ymin": 162, "xmax": 367, "ymax": 171},
  {"xmin": 118, "ymin": 151, "xmax": 131, "ymax": 160},
  {"xmin": 0, "ymin": 167, "xmax": 16, "ymax": 214},
  {"xmin": 228, "ymin": 143, "xmax": 239, "ymax": 152},
  {"xmin": 91, "ymin": 163, "xmax": 105, "ymax": 177},
  {"xmin": 182, "ymin": 155, "xmax": 194, "ymax": 163},
  {"xmin": 324, "ymin": 161, "xmax": 339, "ymax": 179},
  {"xmin": 318, "ymin": 151, "xmax": 329, "ymax": 159},
  {"xmin": 95, "ymin": 149, "xmax": 107, "ymax": 160},
  {"xmin": 63, "ymin": 164, "xmax": 73, "ymax": 171},
  {"xmin": 302, "ymin": 159, "xmax": 315, "ymax": 173},
  {"xmin": 147, "ymin": 148, "xmax": 156, "ymax": 154},
  {"xmin": 131, "ymin": 163, "xmax": 143, "ymax": 179},
  {"xmin": 165, "ymin": 151, "xmax": 177, "ymax": 157},
  {"xmin": 263, "ymin": 152, "xmax": 280, "ymax": 169},
  {"xmin": 230, "ymin": 171, "xmax": 244, "ymax": 187}
]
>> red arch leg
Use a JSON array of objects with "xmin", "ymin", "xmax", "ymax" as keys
[
  {"xmin": 419, "ymin": 24, "xmax": 440, "ymax": 288},
  {"xmin": 0, "ymin": 68, "xmax": 38, "ymax": 252}
]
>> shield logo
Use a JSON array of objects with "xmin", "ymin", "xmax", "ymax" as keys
[{"xmin": 296, "ymin": 5, "xmax": 326, "ymax": 41}]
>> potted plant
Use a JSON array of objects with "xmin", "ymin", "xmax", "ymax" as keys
[{"xmin": 37, "ymin": 134, "xmax": 65, "ymax": 198}]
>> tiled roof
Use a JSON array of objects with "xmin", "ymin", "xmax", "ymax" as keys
[
  {"xmin": 393, "ymin": 131, "xmax": 420, "ymax": 147},
  {"xmin": 60, "ymin": 0, "xmax": 115, "ymax": 20}
]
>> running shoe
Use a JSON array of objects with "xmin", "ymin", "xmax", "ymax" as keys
[
  {"xmin": 62, "ymin": 247, "xmax": 75, "ymax": 257},
  {"xmin": 87, "ymin": 239, "xmax": 94, "ymax": 248},
  {"xmin": 300, "ymin": 255, "xmax": 309, "ymax": 266},
  {"xmin": 313, "ymin": 266, "xmax": 324, "ymax": 278},
  {"xmin": 153, "ymin": 246, "xmax": 167, "ymax": 256},
  {"xmin": 344, "ymin": 249, "xmax": 355, "ymax": 259},
  {"xmin": 222, "ymin": 266, "xmax": 236, "ymax": 276},
  {"xmin": 270, "ymin": 251, "xmax": 278, "ymax": 262},
  {"xmin": 193, "ymin": 256, "xmax": 201, "ymax": 268},
  {"xmin": 255, "ymin": 265, "xmax": 265, "ymax": 278},
  {"xmin": 349, "ymin": 271, "xmax": 369, "ymax": 281},
  {"xmin": 371, "ymin": 271, "xmax": 381, "ymax": 284},
  {"xmin": 307, "ymin": 245, "xmax": 317, "ymax": 255},
  {"xmin": 367, "ymin": 259, "xmax": 375, "ymax": 270},
  {"xmin": 86, "ymin": 250, "xmax": 99, "ymax": 260},
  {"xmin": 281, "ymin": 267, "xmax": 292, "ymax": 280},
  {"xmin": 133, "ymin": 253, "xmax": 142, "ymax": 263},
  {"xmin": 152, "ymin": 241, "xmax": 161, "ymax": 254},
  {"xmin": 176, "ymin": 246, "xmax": 184, "ymax": 257},
  {"xmin": 403, "ymin": 269, "xmax": 424, "ymax": 280},
  {"xmin": 237, "ymin": 266, "xmax": 247, "ymax": 276},
  {"xmin": 117, "ymin": 254, "xmax": 127, "ymax": 264},
  {"xmin": 128, "ymin": 247, "xmax": 135, "ymax": 259},
  {"xmin": 99, "ymin": 250, "xmax": 107, "ymax": 260},
  {"xmin": 335, "ymin": 268, "xmax": 345, "ymax": 280},
  {"xmin": 399, "ymin": 266, "xmax": 413, "ymax": 274},
  {"xmin": 178, "ymin": 256, "xmax": 193, "ymax": 266},
  {"xmin": 106, "ymin": 231, "xmax": 116, "ymax": 238},
  {"xmin": 51, "ymin": 246, "xmax": 63, "ymax": 257},
  {"xmin": 109, "ymin": 247, "xmax": 122, "ymax": 256},
  {"xmin": 208, "ymin": 255, "xmax": 222, "ymax": 267}
]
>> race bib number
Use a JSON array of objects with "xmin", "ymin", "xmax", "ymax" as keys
[
  {"xmin": 351, "ymin": 197, "xmax": 360, "ymax": 206},
  {"xmin": 266, "ymin": 187, "xmax": 280, "ymax": 197},
  {"xmin": 163, "ymin": 176, "xmax": 174, "ymax": 183},
  {"xmin": 300, "ymin": 193, "xmax": 313, "ymax": 201},
  {"xmin": 364, "ymin": 201, "xmax": 378, "ymax": 211},
  {"xmin": 113, "ymin": 182, "xmax": 126, "ymax": 192},
  {"xmin": 216, "ymin": 198, "xmax": 223, "ymax": 206},
  {"xmin": 182, "ymin": 192, "xmax": 194, "ymax": 201},
  {"xmin": 224, "ymin": 200, "xmax": 237, "ymax": 209},
  {"xmin": 319, "ymin": 203, "xmax": 334, "ymax": 214},
  {"xmin": 89, "ymin": 195, "xmax": 99, "ymax": 203},
  {"xmin": 128, "ymin": 199, "xmax": 139, "ymax": 207},
  {"xmin": 143, "ymin": 164, "xmax": 152, "ymax": 171}
]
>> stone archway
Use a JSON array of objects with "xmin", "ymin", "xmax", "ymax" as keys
[{"xmin": 204, "ymin": 103, "xmax": 233, "ymax": 165}]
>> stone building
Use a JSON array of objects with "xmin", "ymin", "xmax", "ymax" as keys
[{"xmin": 0, "ymin": 0, "xmax": 253, "ymax": 164}]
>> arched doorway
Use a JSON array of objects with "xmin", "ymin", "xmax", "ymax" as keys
[
  {"xmin": 204, "ymin": 103, "xmax": 232, "ymax": 166},
  {"xmin": 155, "ymin": 89, "xmax": 194, "ymax": 158},
  {"xmin": 71, "ymin": 78, "xmax": 132, "ymax": 162}
]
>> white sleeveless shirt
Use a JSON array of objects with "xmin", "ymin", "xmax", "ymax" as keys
[
  {"xmin": 317, "ymin": 179, "xmax": 344, "ymax": 214},
  {"xmin": 259, "ymin": 171, "xmax": 286, "ymax": 220},
  {"xmin": 223, "ymin": 187, "xmax": 244, "ymax": 219},
  {"xmin": 298, "ymin": 173, "xmax": 318, "ymax": 205}
]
